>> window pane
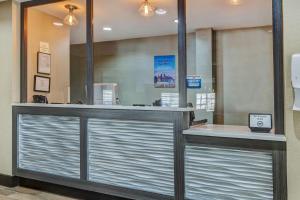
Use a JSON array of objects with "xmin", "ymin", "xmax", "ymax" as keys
[
  {"xmin": 186, "ymin": 0, "xmax": 274, "ymax": 126},
  {"xmin": 92, "ymin": 0, "xmax": 178, "ymax": 107},
  {"xmin": 27, "ymin": 0, "xmax": 87, "ymax": 104}
]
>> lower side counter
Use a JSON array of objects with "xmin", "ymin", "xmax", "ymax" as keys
[{"xmin": 12, "ymin": 105, "xmax": 287, "ymax": 200}]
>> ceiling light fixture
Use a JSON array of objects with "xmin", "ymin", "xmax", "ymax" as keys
[
  {"xmin": 139, "ymin": 0, "xmax": 155, "ymax": 17},
  {"xmin": 103, "ymin": 27, "xmax": 112, "ymax": 31},
  {"xmin": 53, "ymin": 22, "xmax": 64, "ymax": 27},
  {"xmin": 174, "ymin": 19, "xmax": 179, "ymax": 23},
  {"xmin": 155, "ymin": 8, "xmax": 167, "ymax": 15},
  {"xmin": 64, "ymin": 4, "xmax": 79, "ymax": 26},
  {"xmin": 229, "ymin": 0, "xmax": 242, "ymax": 6}
]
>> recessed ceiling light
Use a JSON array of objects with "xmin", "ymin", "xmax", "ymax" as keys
[
  {"xmin": 155, "ymin": 8, "xmax": 167, "ymax": 15},
  {"xmin": 174, "ymin": 19, "xmax": 179, "ymax": 23},
  {"xmin": 103, "ymin": 27, "xmax": 112, "ymax": 31},
  {"xmin": 53, "ymin": 22, "xmax": 64, "ymax": 27},
  {"xmin": 229, "ymin": 0, "xmax": 242, "ymax": 6}
]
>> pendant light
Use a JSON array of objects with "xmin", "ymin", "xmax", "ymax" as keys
[
  {"xmin": 64, "ymin": 4, "xmax": 79, "ymax": 26},
  {"xmin": 139, "ymin": 0, "xmax": 155, "ymax": 17},
  {"xmin": 229, "ymin": 0, "xmax": 242, "ymax": 5}
]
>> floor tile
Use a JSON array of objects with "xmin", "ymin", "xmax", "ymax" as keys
[
  {"xmin": 13, "ymin": 187, "xmax": 41, "ymax": 195},
  {"xmin": 0, "ymin": 186, "xmax": 78, "ymax": 200},
  {"xmin": 0, "ymin": 194, "xmax": 14, "ymax": 200},
  {"xmin": 7, "ymin": 193, "xmax": 41, "ymax": 200},
  {"xmin": 0, "ymin": 187, "xmax": 16, "ymax": 196},
  {"xmin": 37, "ymin": 192, "xmax": 78, "ymax": 200}
]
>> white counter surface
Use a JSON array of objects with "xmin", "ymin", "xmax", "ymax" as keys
[
  {"xmin": 184, "ymin": 124, "xmax": 286, "ymax": 142},
  {"xmin": 12, "ymin": 103, "xmax": 193, "ymax": 112}
]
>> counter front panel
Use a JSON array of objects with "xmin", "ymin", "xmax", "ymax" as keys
[
  {"xmin": 88, "ymin": 119, "xmax": 174, "ymax": 196},
  {"xmin": 13, "ymin": 104, "xmax": 190, "ymax": 200},
  {"xmin": 185, "ymin": 145, "xmax": 273, "ymax": 200},
  {"xmin": 18, "ymin": 114, "xmax": 81, "ymax": 179},
  {"xmin": 12, "ymin": 104, "xmax": 286, "ymax": 200}
]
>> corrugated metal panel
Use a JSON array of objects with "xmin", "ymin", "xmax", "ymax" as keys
[
  {"xmin": 18, "ymin": 114, "xmax": 80, "ymax": 179},
  {"xmin": 88, "ymin": 119, "xmax": 174, "ymax": 196},
  {"xmin": 185, "ymin": 145, "xmax": 273, "ymax": 200}
]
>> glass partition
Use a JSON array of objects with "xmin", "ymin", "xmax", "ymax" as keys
[
  {"xmin": 26, "ymin": 0, "xmax": 87, "ymax": 104},
  {"xmin": 186, "ymin": 0, "xmax": 274, "ymax": 126},
  {"xmin": 91, "ymin": 0, "xmax": 179, "ymax": 106}
]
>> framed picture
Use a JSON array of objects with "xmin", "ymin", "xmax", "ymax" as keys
[
  {"xmin": 37, "ymin": 52, "xmax": 51, "ymax": 74},
  {"xmin": 154, "ymin": 55, "xmax": 176, "ymax": 88},
  {"xmin": 34, "ymin": 75, "xmax": 50, "ymax": 93}
]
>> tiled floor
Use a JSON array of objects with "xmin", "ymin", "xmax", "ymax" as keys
[{"xmin": 0, "ymin": 186, "xmax": 78, "ymax": 200}]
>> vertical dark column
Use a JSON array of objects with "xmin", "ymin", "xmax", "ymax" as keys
[
  {"xmin": 80, "ymin": 117, "xmax": 88, "ymax": 180},
  {"xmin": 174, "ymin": 113, "xmax": 185, "ymax": 200},
  {"xmin": 212, "ymin": 30, "xmax": 220, "ymax": 124},
  {"xmin": 86, "ymin": 0, "xmax": 94, "ymax": 105},
  {"xmin": 20, "ymin": 5, "xmax": 28, "ymax": 103},
  {"xmin": 272, "ymin": 144, "xmax": 287, "ymax": 200},
  {"xmin": 12, "ymin": 107, "xmax": 18, "ymax": 175},
  {"xmin": 273, "ymin": 0, "xmax": 284, "ymax": 135},
  {"xmin": 178, "ymin": 0, "xmax": 187, "ymax": 108}
]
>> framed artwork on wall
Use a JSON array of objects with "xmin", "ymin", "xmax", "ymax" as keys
[
  {"xmin": 37, "ymin": 52, "xmax": 51, "ymax": 74},
  {"xmin": 154, "ymin": 55, "xmax": 176, "ymax": 88},
  {"xmin": 34, "ymin": 75, "xmax": 51, "ymax": 93}
]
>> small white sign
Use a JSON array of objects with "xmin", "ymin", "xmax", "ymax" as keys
[
  {"xmin": 39, "ymin": 41, "xmax": 50, "ymax": 54},
  {"xmin": 249, "ymin": 114, "xmax": 272, "ymax": 129}
]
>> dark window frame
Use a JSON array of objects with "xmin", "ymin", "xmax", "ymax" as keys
[{"xmin": 20, "ymin": 0, "xmax": 284, "ymax": 134}]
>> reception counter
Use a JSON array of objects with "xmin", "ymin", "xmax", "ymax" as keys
[{"xmin": 12, "ymin": 104, "xmax": 286, "ymax": 200}]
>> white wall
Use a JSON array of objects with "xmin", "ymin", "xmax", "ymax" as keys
[
  {"xmin": 0, "ymin": 0, "xmax": 20, "ymax": 175},
  {"xmin": 283, "ymin": 0, "xmax": 300, "ymax": 199}
]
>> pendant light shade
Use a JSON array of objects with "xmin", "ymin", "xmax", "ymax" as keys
[
  {"xmin": 139, "ymin": 0, "xmax": 155, "ymax": 17},
  {"xmin": 64, "ymin": 4, "xmax": 79, "ymax": 26}
]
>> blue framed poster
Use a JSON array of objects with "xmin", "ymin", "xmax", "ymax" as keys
[
  {"xmin": 187, "ymin": 75, "xmax": 201, "ymax": 89},
  {"xmin": 154, "ymin": 55, "xmax": 176, "ymax": 88}
]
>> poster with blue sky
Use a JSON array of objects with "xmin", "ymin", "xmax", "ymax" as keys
[{"xmin": 154, "ymin": 55, "xmax": 176, "ymax": 88}]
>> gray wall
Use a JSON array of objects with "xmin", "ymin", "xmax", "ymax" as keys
[
  {"xmin": 70, "ymin": 26, "xmax": 274, "ymax": 125},
  {"xmin": 187, "ymin": 29, "xmax": 214, "ymax": 123},
  {"xmin": 92, "ymin": 35, "xmax": 180, "ymax": 106},
  {"xmin": 216, "ymin": 27, "xmax": 274, "ymax": 126},
  {"xmin": 70, "ymin": 44, "xmax": 87, "ymax": 103},
  {"xmin": 70, "ymin": 33, "xmax": 206, "ymax": 107}
]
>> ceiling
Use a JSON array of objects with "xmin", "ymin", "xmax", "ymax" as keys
[{"xmin": 30, "ymin": 0, "xmax": 272, "ymax": 44}]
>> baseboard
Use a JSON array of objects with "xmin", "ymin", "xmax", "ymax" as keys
[
  {"xmin": 19, "ymin": 178, "xmax": 130, "ymax": 200},
  {"xmin": 0, "ymin": 174, "xmax": 19, "ymax": 187}
]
